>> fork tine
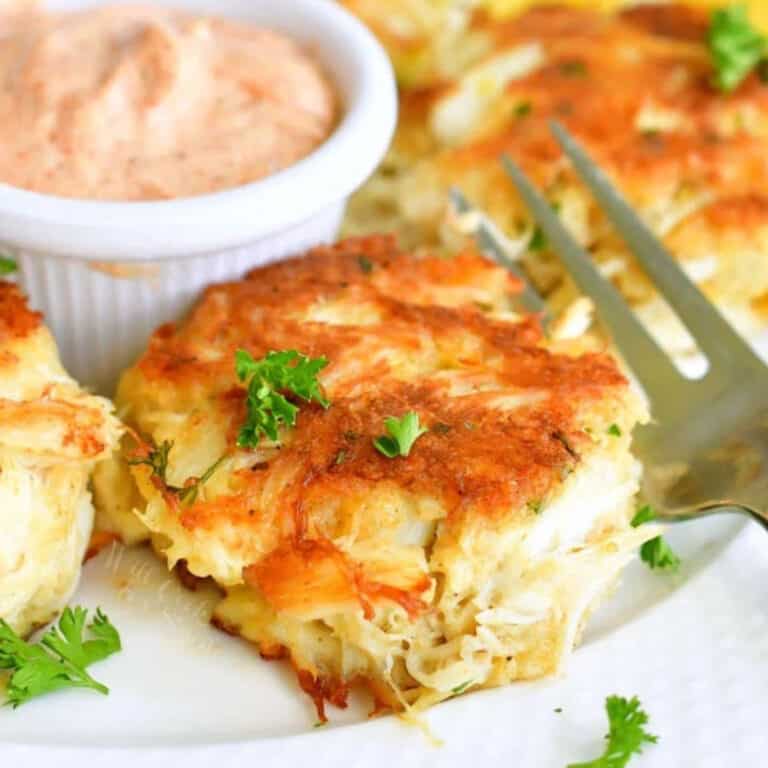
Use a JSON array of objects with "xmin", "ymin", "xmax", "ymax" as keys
[
  {"xmin": 501, "ymin": 155, "xmax": 685, "ymax": 414},
  {"xmin": 449, "ymin": 188, "xmax": 551, "ymax": 320},
  {"xmin": 550, "ymin": 121, "xmax": 765, "ymax": 372}
]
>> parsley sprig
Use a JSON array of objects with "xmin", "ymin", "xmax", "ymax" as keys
[
  {"xmin": 0, "ymin": 255, "xmax": 17, "ymax": 276},
  {"xmin": 450, "ymin": 680, "xmax": 473, "ymax": 695},
  {"xmin": 374, "ymin": 412, "xmax": 428, "ymax": 458},
  {"xmin": 708, "ymin": 5, "xmax": 768, "ymax": 93},
  {"xmin": 0, "ymin": 607, "xmax": 121, "ymax": 707},
  {"xmin": 128, "ymin": 438, "xmax": 172, "ymax": 482},
  {"xmin": 128, "ymin": 439, "xmax": 223, "ymax": 505},
  {"xmin": 235, "ymin": 349, "xmax": 329, "ymax": 448},
  {"xmin": 568, "ymin": 695, "xmax": 658, "ymax": 768},
  {"xmin": 630, "ymin": 505, "xmax": 681, "ymax": 571}
]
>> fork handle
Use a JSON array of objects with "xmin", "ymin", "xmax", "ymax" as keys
[{"xmin": 662, "ymin": 504, "xmax": 768, "ymax": 533}]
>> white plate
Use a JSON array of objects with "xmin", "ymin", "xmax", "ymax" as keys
[{"xmin": 4, "ymin": 336, "xmax": 768, "ymax": 766}]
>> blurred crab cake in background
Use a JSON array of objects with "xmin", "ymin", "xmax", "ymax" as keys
[
  {"xmin": 344, "ymin": 2, "xmax": 768, "ymax": 354},
  {"xmin": 0, "ymin": 283, "xmax": 121, "ymax": 636},
  {"xmin": 94, "ymin": 236, "xmax": 657, "ymax": 718},
  {"xmin": 340, "ymin": 0, "xmax": 483, "ymax": 89}
]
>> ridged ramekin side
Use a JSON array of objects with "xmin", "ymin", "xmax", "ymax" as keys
[{"xmin": 17, "ymin": 201, "xmax": 344, "ymax": 394}]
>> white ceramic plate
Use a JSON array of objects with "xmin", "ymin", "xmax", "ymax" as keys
[{"xmin": 4, "ymin": 336, "xmax": 768, "ymax": 767}]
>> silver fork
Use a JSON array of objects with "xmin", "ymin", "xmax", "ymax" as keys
[{"xmin": 458, "ymin": 122, "xmax": 768, "ymax": 528}]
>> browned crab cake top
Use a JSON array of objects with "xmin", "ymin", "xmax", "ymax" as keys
[{"xmin": 114, "ymin": 236, "xmax": 640, "ymax": 611}]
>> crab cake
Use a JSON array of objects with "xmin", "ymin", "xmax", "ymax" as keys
[
  {"xmin": 95, "ymin": 236, "xmax": 654, "ymax": 717},
  {"xmin": 0, "ymin": 284, "xmax": 122, "ymax": 636},
  {"xmin": 340, "ymin": 0, "xmax": 483, "ymax": 89},
  {"xmin": 344, "ymin": 3, "xmax": 768, "ymax": 352}
]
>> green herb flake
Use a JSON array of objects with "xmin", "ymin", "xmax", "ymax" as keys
[
  {"xmin": 567, "ymin": 695, "xmax": 657, "ymax": 768},
  {"xmin": 374, "ymin": 412, "xmax": 428, "ymax": 458},
  {"xmin": 527, "ymin": 499, "xmax": 543, "ymax": 515},
  {"xmin": 0, "ymin": 607, "xmax": 121, "ymax": 708},
  {"xmin": 128, "ymin": 439, "xmax": 172, "ymax": 483},
  {"xmin": 0, "ymin": 255, "xmax": 17, "ymax": 276},
  {"xmin": 559, "ymin": 60, "xmax": 588, "ymax": 77},
  {"xmin": 629, "ymin": 505, "xmax": 655, "ymax": 527},
  {"xmin": 177, "ymin": 455, "xmax": 225, "ymax": 506},
  {"xmin": 528, "ymin": 202, "xmax": 561, "ymax": 252},
  {"xmin": 432, "ymin": 422, "xmax": 452, "ymax": 435},
  {"xmin": 357, "ymin": 255, "xmax": 374, "ymax": 274},
  {"xmin": 630, "ymin": 505, "xmax": 681, "ymax": 572},
  {"xmin": 334, "ymin": 449, "xmax": 348, "ymax": 466},
  {"xmin": 451, "ymin": 680, "xmax": 473, "ymax": 695},
  {"xmin": 554, "ymin": 707, "xmax": 563, "ymax": 714},
  {"xmin": 129, "ymin": 439, "xmax": 223, "ymax": 506},
  {"xmin": 639, "ymin": 537, "xmax": 681, "ymax": 571},
  {"xmin": 642, "ymin": 128, "xmax": 662, "ymax": 142},
  {"xmin": 708, "ymin": 5, "xmax": 767, "ymax": 93},
  {"xmin": 236, "ymin": 349, "xmax": 329, "ymax": 448},
  {"xmin": 607, "ymin": 423, "xmax": 622, "ymax": 437},
  {"xmin": 514, "ymin": 101, "xmax": 532, "ymax": 118},
  {"xmin": 529, "ymin": 225, "xmax": 548, "ymax": 252}
]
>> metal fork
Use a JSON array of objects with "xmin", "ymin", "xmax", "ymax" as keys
[{"xmin": 458, "ymin": 122, "xmax": 768, "ymax": 528}]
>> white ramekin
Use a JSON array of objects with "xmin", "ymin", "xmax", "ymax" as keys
[{"xmin": 4, "ymin": 0, "xmax": 396, "ymax": 393}]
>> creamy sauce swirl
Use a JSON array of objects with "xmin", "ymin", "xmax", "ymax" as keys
[{"xmin": 0, "ymin": 4, "xmax": 337, "ymax": 200}]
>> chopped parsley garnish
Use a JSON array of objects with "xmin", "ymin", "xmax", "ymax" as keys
[
  {"xmin": 178, "ymin": 456, "xmax": 225, "ymax": 505},
  {"xmin": 639, "ymin": 537, "xmax": 681, "ymax": 571},
  {"xmin": 334, "ymin": 449, "xmax": 348, "ymax": 466},
  {"xmin": 0, "ymin": 607, "xmax": 121, "ymax": 708},
  {"xmin": 567, "ymin": 695, "xmax": 657, "ymax": 768},
  {"xmin": 0, "ymin": 255, "xmax": 17, "ymax": 276},
  {"xmin": 629, "ymin": 505, "xmax": 655, "ymax": 527},
  {"xmin": 529, "ymin": 225, "xmax": 548, "ymax": 252},
  {"xmin": 630, "ymin": 505, "xmax": 681, "ymax": 572},
  {"xmin": 450, "ymin": 680, "xmax": 473, "ymax": 695},
  {"xmin": 559, "ymin": 60, "xmax": 588, "ymax": 77},
  {"xmin": 374, "ymin": 412, "xmax": 428, "ymax": 458},
  {"xmin": 236, "ymin": 349, "xmax": 329, "ymax": 448},
  {"xmin": 528, "ymin": 202, "xmax": 561, "ymax": 252},
  {"xmin": 708, "ymin": 5, "xmax": 767, "ymax": 93},
  {"xmin": 607, "ymin": 423, "xmax": 622, "ymax": 437},
  {"xmin": 128, "ymin": 437, "xmax": 171, "ymax": 481},
  {"xmin": 514, "ymin": 101, "xmax": 532, "ymax": 118},
  {"xmin": 527, "ymin": 499, "xmax": 543, "ymax": 514},
  {"xmin": 357, "ymin": 255, "xmax": 374, "ymax": 274},
  {"xmin": 128, "ymin": 439, "xmax": 223, "ymax": 505}
]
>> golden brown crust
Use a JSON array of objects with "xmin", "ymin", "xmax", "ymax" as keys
[
  {"xmin": 0, "ymin": 283, "xmax": 42, "ymax": 343},
  {"xmin": 701, "ymin": 194, "xmax": 768, "ymax": 229},
  {"xmin": 449, "ymin": 5, "xmax": 768, "ymax": 191},
  {"xmin": 342, "ymin": 3, "xmax": 768, "ymax": 346},
  {"xmin": 370, "ymin": 4, "xmax": 768, "ymax": 245},
  {"xmin": 130, "ymin": 237, "xmax": 627, "ymax": 542},
  {"xmin": 0, "ymin": 395, "xmax": 108, "ymax": 459},
  {"xmin": 618, "ymin": 4, "xmax": 710, "ymax": 41},
  {"xmin": 245, "ymin": 538, "xmax": 430, "ymax": 622}
]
